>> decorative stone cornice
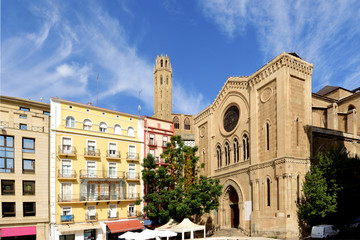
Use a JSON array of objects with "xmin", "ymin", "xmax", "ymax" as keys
[{"xmin": 194, "ymin": 107, "xmax": 212, "ymax": 124}]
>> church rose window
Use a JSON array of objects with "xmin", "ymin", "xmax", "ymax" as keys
[{"xmin": 223, "ymin": 106, "xmax": 239, "ymax": 132}]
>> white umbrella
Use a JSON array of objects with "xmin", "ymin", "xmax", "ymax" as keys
[
  {"xmin": 118, "ymin": 231, "xmax": 138, "ymax": 239},
  {"xmin": 154, "ymin": 229, "xmax": 177, "ymax": 240},
  {"xmin": 137, "ymin": 229, "xmax": 158, "ymax": 240}
]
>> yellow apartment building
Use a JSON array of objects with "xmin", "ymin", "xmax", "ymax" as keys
[
  {"xmin": 0, "ymin": 95, "xmax": 50, "ymax": 240},
  {"xmin": 49, "ymin": 98, "xmax": 144, "ymax": 240}
]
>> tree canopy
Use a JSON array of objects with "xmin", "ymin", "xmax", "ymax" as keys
[
  {"xmin": 142, "ymin": 135, "xmax": 223, "ymax": 223},
  {"xmin": 299, "ymin": 146, "xmax": 360, "ymax": 229}
]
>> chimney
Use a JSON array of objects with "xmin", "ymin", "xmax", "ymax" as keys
[{"xmin": 88, "ymin": 102, "xmax": 92, "ymax": 106}]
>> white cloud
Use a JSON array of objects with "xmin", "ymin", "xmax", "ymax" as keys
[{"xmin": 199, "ymin": 0, "xmax": 360, "ymax": 90}]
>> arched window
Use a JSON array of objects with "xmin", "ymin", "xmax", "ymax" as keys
[
  {"xmin": 184, "ymin": 117, "xmax": 190, "ymax": 130},
  {"xmin": 160, "ymin": 59, "xmax": 163, "ymax": 67},
  {"xmin": 297, "ymin": 175, "xmax": 300, "ymax": 203},
  {"xmin": 83, "ymin": 119, "xmax": 92, "ymax": 130},
  {"xmin": 166, "ymin": 77, "xmax": 169, "ymax": 85},
  {"xmin": 243, "ymin": 134, "xmax": 249, "ymax": 160},
  {"xmin": 233, "ymin": 138, "xmax": 239, "ymax": 163},
  {"xmin": 66, "ymin": 116, "xmax": 75, "ymax": 128},
  {"xmin": 173, "ymin": 117, "xmax": 179, "ymax": 129},
  {"xmin": 165, "ymin": 60, "xmax": 167, "ymax": 68},
  {"xmin": 266, "ymin": 122, "xmax": 270, "ymax": 151},
  {"xmin": 99, "ymin": 122, "xmax": 107, "ymax": 132},
  {"xmin": 217, "ymin": 145, "xmax": 222, "ymax": 168},
  {"xmin": 296, "ymin": 118, "xmax": 299, "ymax": 146},
  {"xmin": 114, "ymin": 124, "xmax": 121, "ymax": 135},
  {"xmin": 267, "ymin": 178, "xmax": 271, "ymax": 207},
  {"xmin": 127, "ymin": 127, "xmax": 135, "ymax": 137},
  {"xmin": 160, "ymin": 76, "xmax": 163, "ymax": 85},
  {"xmin": 224, "ymin": 142, "xmax": 229, "ymax": 166},
  {"xmin": 348, "ymin": 105, "xmax": 355, "ymax": 112}
]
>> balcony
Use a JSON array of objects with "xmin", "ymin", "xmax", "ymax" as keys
[
  {"xmin": 58, "ymin": 145, "xmax": 77, "ymax": 157},
  {"xmin": 106, "ymin": 150, "xmax": 121, "ymax": 160},
  {"xmin": 108, "ymin": 211, "xmax": 119, "ymax": 219},
  {"xmin": 84, "ymin": 148, "xmax": 100, "ymax": 158},
  {"xmin": 155, "ymin": 157, "xmax": 167, "ymax": 166},
  {"xmin": 126, "ymin": 172, "xmax": 140, "ymax": 181},
  {"xmin": 60, "ymin": 214, "xmax": 74, "ymax": 223},
  {"xmin": 79, "ymin": 170, "xmax": 125, "ymax": 179},
  {"xmin": 126, "ymin": 152, "xmax": 139, "ymax": 162},
  {"xmin": 58, "ymin": 192, "xmax": 138, "ymax": 203},
  {"xmin": 128, "ymin": 210, "xmax": 141, "ymax": 218},
  {"xmin": 148, "ymin": 139, "xmax": 157, "ymax": 147},
  {"xmin": 86, "ymin": 213, "xmax": 98, "ymax": 222},
  {"xmin": 57, "ymin": 169, "xmax": 77, "ymax": 179},
  {"xmin": 162, "ymin": 142, "xmax": 169, "ymax": 148}
]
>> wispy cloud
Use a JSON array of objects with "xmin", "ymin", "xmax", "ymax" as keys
[
  {"xmin": 1, "ymin": 0, "xmax": 207, "ymax": 115},
  {"xmin": 199, "ymin": 0, "xmax": 360, "ymax": 91}
]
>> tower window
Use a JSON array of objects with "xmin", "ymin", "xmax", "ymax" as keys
[
  {"xmin": 160, "ymin": 76, "xmax": 163, "ymax": 85},
  {"xmin": 234, "ymin": 138, "xmax": 239, "ymax": 163},
  {"xmin": 165, "ymin": 60, "xmax": 167, "ymax": 68},
  {"xmin": 243, "ymin": 134, "xmax": 249, "ymax": 160},
  {"xmin": 166, "ymin": 77, "xmax": 169, "ymax": 85},
  {"xmin": 184, "ymin": 117, "xmax": 190, "ymax": 130},
  {"xmin": 173, "ymin": 117, "xmax": 179, "ymax": 129},
  {"xmin": 296, "ymin": 118, "xmax": 299, "ymax": 146},
  {"xmin": 161, "ymin": 59, "xmax": 163, "ymax": 67},
  {"xmin": 267, "ymin": 178, "xmax": 271, "ymax": 207},
  {"xmin": 266, "ymin": 122, "xmax": 270, "ymax": 151},
  {"xmin": 217, "ymin": 145, "xmax": 222, "ymax": 168}
]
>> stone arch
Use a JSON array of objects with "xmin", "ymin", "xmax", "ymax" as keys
[{"xmin": 219, "ymin": 179, "xmax": 245, "ymax": 229}]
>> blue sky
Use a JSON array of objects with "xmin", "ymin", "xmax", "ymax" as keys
[{"xmin": 1, "ymin": 0, "xmax": 360, "ymax": 116}]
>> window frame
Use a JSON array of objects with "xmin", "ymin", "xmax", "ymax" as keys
[
  {"xmin": 83, "ymin": 119, "xmax": 92, "ymax": 130},
  {"xmin": 99, "ymin": 122, "xmax": 108, "ymax": 133},
  {"xmin": 23, "ymin": 202, "xmax": 36, "ymax": 217},
  {"xmin": 127, "ymin": 127, "xmax": 135, "ymax": 137},
  {"xmin": 1, "ymin": 180, "xmax": 15, "ymax": 195},
  {"xmin": 20, "ymin": 123, "xmax": 27, "ymax": 130},
  {"xmin": 2, "ymin": 202, "xmax": 16, "ymax": 217},
  {"xmin": 20, "ymin": 107, "xmax": 30, "ymax": 111},
  {"xmin": 23, "ymin": 180, "xmax": 35, "ymax": 195},
  {"xmin": 22, "ymin": 138, "xmax": 35, "ymax": 153},
  {"xmin": 65, "ymin": 116, "xmax": 75, "ymax": 128},
  {"xmin": 0, "ymin": 135, "xmax": 14, "ymax": 173},
  {"xmin": 22, "ymin": 159, "xmax": 35, "ymax": 174}
]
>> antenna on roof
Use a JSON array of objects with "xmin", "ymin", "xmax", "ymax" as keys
[{"xmin": 96, "ymin": 73, "xmax": 99, "ymax": 106}]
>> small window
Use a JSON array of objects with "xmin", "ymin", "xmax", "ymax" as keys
[
  {"xmin": 267, "ymin": 178, "xmax": 271, "ymax": 207},
  {"xmin": 20, "ymin": 107, "xmax": 30, "ymax": 111},
  {"xmin": 23, "ymin": 202, "xmax": 36, "ymax": 217},
  {"xmin": 160, "ymin": 76, "xmax": 163, "ymax": 85},
  {"xmin": 66, "ymin": 116, "xmax": 75, "ymax": 128},
  {"xmin": 99, "ymin": 122, "xmax": 107, "ymax": 132},
  {"xmin": 23, "ymin": 159, "xmax": 35, "ymax": 173},
  {"xmin": 160, "ymin": 59, "xmax": 163, "ymax": 67},
  {"xmin": 86, "ymin": 109, "xmax": 90, "ymax": 112},
  {"xmin": 69, "ymin": 105, "xmax": 73, "ymax": 109},
  {"xmin": 0, "ymin": 136, "xmax": 14, "ymax": 173},
  {"xmin": 163, "ymin": 136, "xmax": 167, "ymax": 147},
  {"xmin": 43, "ymin": 111, "xmax": 50, "ymax": 116},
  {"xmin": 23, "ymin": 138, "xmax": 35, "ymax": 153},
  {"xmin": 116, "ymin": 115, "xmax": 120, "ymax": 118},
  {"xmin": 83, "ymin": 119, "xmax": 92, "ymax": 130},
  {"xmin": 114, "ymin": 124, "xmax": 121, "ymax": 135},
  {"xmin": 102, "ymin": 112, "xmax": 105, "ymax": 115},
  {"xmin": 19, "ymin": 115, "xmax": 27, "ymax": 119},
  {"xmin": 127, "ymin": 127, "xmax": 134, "ymax": 137},
  {"xmin": 130, "ymin": 118, "xmax": 133, "ymax": 121},
  {"xmin": 23, "ymin": 181, "xmax": 35, "ymax": 195},
  {"xmin": 184, "ymin": 117, "xmax": 190, "ymax": 130},
  {"xmin": 173, "ymin": 117, "xmax": 179, "ymax": 129},
  {"xmin": 1, "ymin": 180, "xmax": 15, "ymax": 195},
  {"xmin": 266, "ymin": 122, "xmax": 270, "ymax": 151},
  {"xmin": 2, "ymin": 202, "xmax": 15, "ymax": 217},
  {"xmin": 20, "ymin": 124, "xmax": 27, "ymax": 130}
]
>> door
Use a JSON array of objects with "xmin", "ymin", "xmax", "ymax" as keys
[
  {"xmin": 88, "ymin": 183, "xmax": 98, "ymax": 201},
  {"xmin": 109, "ymin": 204, "xmax": 117, "ymax": 218},
  {"xmin": 61, "ymin": 183, "xmax": 72, "ymax": 201},
  {"xmin": 230, "ymin": 204, "xmax": 239, "ymax": 228},
  {"xmin": 87, "ymin": 140, "xmax": 96, "ymax": 155},
  {"xmin": 128, "ymin": 145, "xmax": 136, "ymax": 159},
  {"xmin": 128, "ymin": 163, "xmax": 136, "ymax": 179},
  {"xmin": 87, "ymin": 161, "xmax": 96, "ymax": 178},
  {"xmin": 109, "ymin": 143, "xmax": 117, "ymax": 157},
  {"xmin": 128, "ymin": 183, "xmax": 136, "ymax": 199},
  {"xmin": 109, "ymin": 162, "xmax": 117, "ymax": 178},
  {"xmin": 62, "ymin": 137, "xmax": 72, "ymax": 154},
  {"xmin": 61, "ymin": 159, "xmax": 72, "ymax": 177}
]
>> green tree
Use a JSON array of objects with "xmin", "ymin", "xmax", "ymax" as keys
[
  {"xmin": 298, "ymin": 147, "xmax": 343, "ymax": 227},
  {"xmin": 142, "ymin": 135, "xmax": 223, "ymax": 223}
]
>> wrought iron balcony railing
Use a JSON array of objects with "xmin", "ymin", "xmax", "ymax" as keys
[
  {"xmin": 58, "ymin": 145, "xmax": 77, "ymax": 155},
  {"xmin": 106, "ymin": 150, "xmax": 121, "ymax": 158},
  {"xmin": 126, "ymin": 172, "xmax": 140, "ymax": 180},
  {"xmin": 60, "ymin": 214, "xmax": 74, "ymax": 222},
  {"xmin": 79, "ymin": 169, "xmax": 125, "ymax": 179},
  {"xmin": 58, "ymin": 169, "xmax": 77, "ymax": 178},
  {"xmin": 58, "ymin": 192, "xmax": 138, "ymax": 202},
  {"xmin": 84, "ymin": 148, "xmax": 100, "ymax": 157},
  {"xmin": 86, "ymin": 212, "xmax": 98, "ymax": 221},
  {"xmin": 148, "ymin": 139, "xmax": 157, "ymax": 146},
  {"xmin": 128, "ymin": 210, "xmax": 141, "ymax": 217},
  {"xmin": 126, "ymin": 152, "xmax": 139, "ymax": 161}
]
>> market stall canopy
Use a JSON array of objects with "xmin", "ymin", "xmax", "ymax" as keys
[{"xmin": 107, "ymin": 219, "xmax": 144, "ymax": 234}]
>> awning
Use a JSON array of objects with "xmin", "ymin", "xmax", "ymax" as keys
[
  {"xmin": 106, "ymin": 219, "xmax": 144, "ymax": 233},
  {"xmin": 58, "ymin": 223, "xmax": 101, "ymax": 233},
  {"xmin": 1, "ymin": 226, "xmax": 36, "ymax": 237}
]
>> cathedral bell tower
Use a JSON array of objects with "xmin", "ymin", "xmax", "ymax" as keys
[{"xmin": 153, "ymin": 55, "xmax": 172, "ymax": 121}]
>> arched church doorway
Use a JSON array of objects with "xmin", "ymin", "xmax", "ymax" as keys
[{"xmin": 228, "ymin": 186, "xmax": 239, "ymax": 228}]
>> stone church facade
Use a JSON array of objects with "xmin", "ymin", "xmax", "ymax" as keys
[{"xmin": 153, "ymin": 53, "xmax": 360, "ymax": 238}]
